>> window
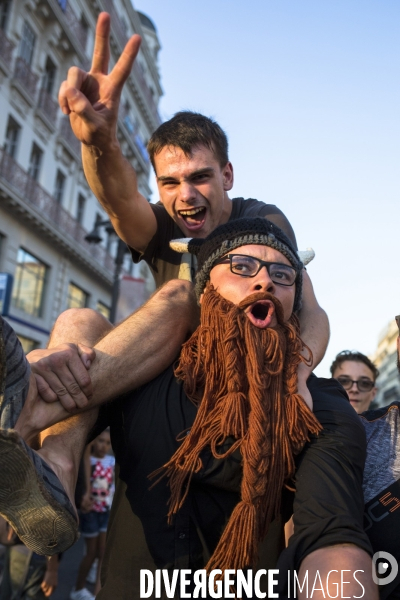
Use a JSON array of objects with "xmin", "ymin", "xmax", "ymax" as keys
[
  {"xmin": 11, "ymin": 248, "xmax": 47, "ymax": 317},
  {"xmin": 53, "ymin": 170, "xmax": 66, "ymax": 204},
  {"xmin": 0, "ymin": 0, "xmax": 11, "ymax": 31},
  {"xmin": 17, "ymin": 335, "xmax": 39, "ymax": 353},
  {"xmin": 76, "ymin": 194, "xmax": 86, "ymax": 225},
  {"xmin": 96, "ymin": 301, "xmax": 110, "ymax": 320},
  {"xmin": 67, "ymin": 283, "xmax": 88, "ymax": 309},
  {"xmin": 28, "ymin": 143, "xmax": 43, "ymax": 182},
  {"xmin": 123, "ymin": 102, "xmax": 137, "ymax": 134},
  {"xmin": 19, "ymin": 21, "xmax": 36, "ymax": 66},
  {"xmin": 4, "ymin": 116, "xmax": 21, "ymax": 159},
  {"xmin": 42, "ymin": 56, "xmax": 57, "ymax": 94}
]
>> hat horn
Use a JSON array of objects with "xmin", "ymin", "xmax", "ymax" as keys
[
  {"xmin": 297, "ymin": 248, "xmax": 315, "ymax": 266},
  {"xmin": 170, "ymin": 238, "xmax": 192, "ymax": 253}
]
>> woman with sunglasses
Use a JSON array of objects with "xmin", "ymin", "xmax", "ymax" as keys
[{"xmin": 330, "ymin": 350, "xmax": 378, "ymax": 413}]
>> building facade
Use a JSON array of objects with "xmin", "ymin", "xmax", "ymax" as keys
[
  {"xmin": 0, "ymin": 0, "xmax": 161, "ymax": 351},
  {"xmin": 371, "ymin": 319, "xmax": 400, "ymax": 407}
]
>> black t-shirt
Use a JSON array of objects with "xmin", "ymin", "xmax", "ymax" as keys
[
  {"xmin": 96, "ymin": 371, "xmax": 371, "ymax": 599},
  {"xmin": 129, "ymin": 198, "xmax": 298, "ymax": 288}
]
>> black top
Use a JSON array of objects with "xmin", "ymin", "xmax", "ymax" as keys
[{"xmin": 97, "ymin": 370, "xmax": 371, "ymax": 598}]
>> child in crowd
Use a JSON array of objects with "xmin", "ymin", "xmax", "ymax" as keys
[{"xmin": 70, "ymin": 429, "xmax": 115, "ymax": 600}]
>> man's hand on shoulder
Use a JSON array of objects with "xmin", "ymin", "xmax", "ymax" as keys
[
  {"xmin": 27, "ymin": 343, "xmax": 96, "ymax": 412},
  {"xmin": 58, "ymin": 12, "xmax": 141, "ymax": 149}
]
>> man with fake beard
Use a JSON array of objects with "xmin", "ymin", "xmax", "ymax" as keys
[{"xmin": 1, "ymin": 218, "xmax": 377, "ymax": 599}]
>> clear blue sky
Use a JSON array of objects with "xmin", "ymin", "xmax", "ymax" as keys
[{"xmin": 136, "ymin": 0, "xmax": 400, "ymax": 376}]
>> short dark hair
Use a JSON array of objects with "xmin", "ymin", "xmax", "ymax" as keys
[
  {"xmin": 330, "ymin": 350, "xmax": 379, "ymax": 382},
  {"xmin": 147, "ymin": 111, "xmax": 229, "ymax": 170}
]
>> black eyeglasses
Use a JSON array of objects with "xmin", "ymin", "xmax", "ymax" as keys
[
  {"xmin": 395, "ymin": 315, "xmax": 400, "ymax": 332},
  {"xmin": 336, "ymin": 376, "xmax": 375, "ymax": 392},
  {"xmin": 213, "ymin": 254, "xmax": 297, "ymax": 286}
]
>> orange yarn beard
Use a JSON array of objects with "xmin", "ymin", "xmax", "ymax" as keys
[{"xmin": 156, "ymin": 284, "xmax": 322, "ymax": 573}]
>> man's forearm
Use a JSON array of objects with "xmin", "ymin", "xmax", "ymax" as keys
[
  {"xmin": 297, "ymin": 545, "xmax": 378, "ymax": 600},
  {"xmin": 82, "ymin": 142, "xmax": 137, "ymax": 216},
  {"xmin": 82, "ymin": 142, "xmax": 156, "ymax": 249}
]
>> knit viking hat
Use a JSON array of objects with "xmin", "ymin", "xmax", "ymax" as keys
[{"xmin": 170, "ymin": 217, "xmax": 315, "ymax": 312}]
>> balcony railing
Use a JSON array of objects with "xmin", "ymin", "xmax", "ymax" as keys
[
  {"xmin": 13, "ymin": 57, "xmax": 39, "ymax": 100},
  {"xmin": 0, "ymin": 148, "xmax": 114, "ymax": 276},
  {"xmin": 37, "ymin": 88, "xmax": 59, "ymax": 126},
  {"xmin": 0, "ymin": 27, "xmax": 15, "ymax": 68}
]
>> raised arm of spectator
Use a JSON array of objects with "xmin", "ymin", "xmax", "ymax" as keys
[{"xmin": 58, "ymin": 12, "xmax": 157, "ymax": 252}]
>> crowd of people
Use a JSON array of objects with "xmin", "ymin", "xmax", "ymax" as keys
[{"xmin": 0, "ymin": 11, "xmax": 399, "ymax": 600}]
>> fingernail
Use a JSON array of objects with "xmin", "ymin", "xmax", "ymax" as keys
[{"xmin": 62, "ymin": 107, "xmax": 69, "ymax": 115}]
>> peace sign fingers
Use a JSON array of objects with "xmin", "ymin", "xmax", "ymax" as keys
[
  {"xmin": 91, "ymin": 12, "xmax": 111, "ymax": 75},
  {"xmin": 90, "ymin": 12, "xmax": 141, "ymax": 93},
  {"xmin": 109, "ymin": 34, "xmax": 142, "ymax": 93}
]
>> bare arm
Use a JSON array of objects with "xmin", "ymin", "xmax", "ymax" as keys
[
  {"xmin": 58, "ymin": 12, "xmax": 157, "ymax": 251},
  {"xmin": 297, "ymin": 545, "xmax": 377, "ymax": 599},
  {"xmin": 297, "ymin": 270, "xmax": 330, "ymax": 409}
]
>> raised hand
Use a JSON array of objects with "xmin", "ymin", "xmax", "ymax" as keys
[{"xmin": 58, "ymin": 12, "xmax": 141, "ymax": 148}]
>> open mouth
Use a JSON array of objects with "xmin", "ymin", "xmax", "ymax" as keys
[
  {"xmin": 245, "ymin": 300, "xmax": 276, "ymax": 329},
  {"xmin": 178, "ymin": 207, "xmax": 207, "ymax": 231}
]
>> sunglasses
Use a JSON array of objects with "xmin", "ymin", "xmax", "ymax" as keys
[
  {"xmin": 336, "ymin": 376, "xmax": 375, "ymax": 392},
  {"xmin": 213, "ymin": 254, "xmax": 297, "ymax": 286}
]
